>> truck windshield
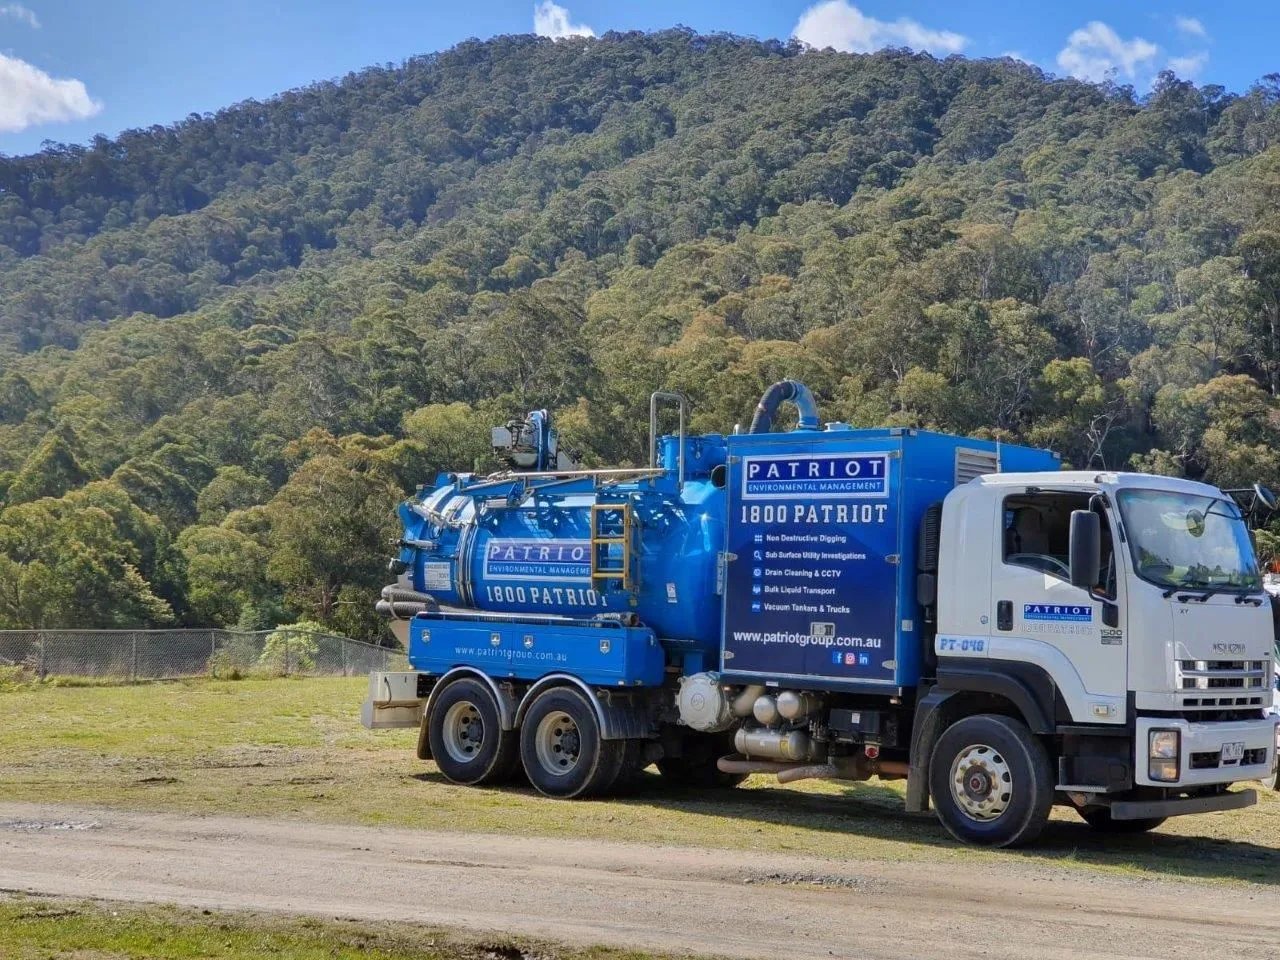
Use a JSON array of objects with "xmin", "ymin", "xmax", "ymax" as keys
[{"xmin": 1117, "ymin": 489, "xmax": 1261, "ymax": 592}]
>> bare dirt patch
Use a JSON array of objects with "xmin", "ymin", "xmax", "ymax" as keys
[{"xmin": 1, "ymin": 802, "xmax": 1278, "ymax": 960}]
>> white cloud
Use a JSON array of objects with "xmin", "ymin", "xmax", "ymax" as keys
[
  {"xmin": 0, "ymin": 53, "xmax": 101, "ymax": 134},
  {"xmin": 0, "ymin": 3, "xmax": 39, "ymax": 28},
  {"xmin": 1056, "ymin": 21, "xmax": 1158, "ymax": 83},
  {"xmin": 793, "ymin": 1, "xmax": 967, "ymax": 56},
  {"xmin": 1174, "ymin": 16, "xmax": 1207, "ymax": 39},
  {"xmin": 1167, "ymin": 52, "xmax": 1209, "ymax": 77},
  {"xmin": 533, "ymin": 1, "xmax": 594, "ymax": 39}
]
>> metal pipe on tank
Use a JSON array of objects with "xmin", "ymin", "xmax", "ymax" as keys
[
  {"xmin": 649, "ymin": 391, "xmax": 688, "ymax": 487},
  {"xmin": 731, "ymin": 684, "xmax": 766, "ymax": 717}
]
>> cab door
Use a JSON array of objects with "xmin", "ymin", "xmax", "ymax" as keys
[{"xmin": 988, "ymin": 490, "xmax": 1127, "ymax": 722}]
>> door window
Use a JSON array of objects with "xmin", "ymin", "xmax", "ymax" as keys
[{"xmin": 1002, "ymin": 492, "xmax": 1115, "ymax": 597}]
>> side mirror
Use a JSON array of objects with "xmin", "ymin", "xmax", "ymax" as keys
[{"xmin": 1069, "ymin": 510, "xmax": 1101, "ymax": 590}]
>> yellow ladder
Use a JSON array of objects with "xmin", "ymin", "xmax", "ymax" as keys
[{"xmin": 590, "ymin": 502, "xmax": 634, "ymax": 593}]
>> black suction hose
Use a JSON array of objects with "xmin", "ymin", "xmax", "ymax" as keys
[
  {"xmin": 377, "ymin": 584, "xmax": 438, "ymax": 621},
  {"xmin": 748, "ymin": 380, "xmax": 822, "ymax": 434}
]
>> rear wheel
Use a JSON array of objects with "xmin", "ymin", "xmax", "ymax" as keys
[
  {"xmin": 520, "ymin": 687, "xmax": 624, "ymax": 798},
  {"xmin": 929, "ymin": 713, "xmax": 1053, "ymax": 848},
  {"xmin": 1079, "ymin": 808, "xmax": 1167, "ymax": 834},
  {"xmin": 427, "ymin": 678, "xmax": 520, "ymax": 786},
  {"xmin": 657, "ymin": 730, "xmax": 746, "ymax": 788}
]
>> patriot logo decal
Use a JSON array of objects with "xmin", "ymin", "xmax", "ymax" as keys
[{"xmin": 1023, "ymin": 603, "xmax": 1092, "ymax": 622}]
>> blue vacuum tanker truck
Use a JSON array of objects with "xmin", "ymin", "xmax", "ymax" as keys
[{"xmin": 362, "ymin": 382, "xmax": 1278, "ymax": 846}]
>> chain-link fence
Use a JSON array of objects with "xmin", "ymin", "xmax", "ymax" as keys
[{"xmin": 0, "ymin": 629, "xmax": 407, "ymax": 682}]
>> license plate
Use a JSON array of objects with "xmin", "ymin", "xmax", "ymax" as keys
[{"xmin": 1221, "ymin": 741, "xmax": 1245, "ymax": 763}]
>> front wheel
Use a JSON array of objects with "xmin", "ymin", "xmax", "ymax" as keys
[
  {"xmin": 427, "ymin": 677, "xmax": 520, "ymax": 786},
  {"xmin": 1262, "ymin": 764, "xmax": 1280, "ymax": 792},
  {"xmin": 929, "ymin": 713, "xmax": 1053, "ymax": 848}
]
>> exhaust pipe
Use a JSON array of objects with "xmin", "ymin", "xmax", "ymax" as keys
[
  {"xmin": 730, "ymin": 684, "xmax": 767, "ymax": 718},
  {"xmin": 717, "ymin": 754, "xmax": 911, "ymax": 783},
  {"xmin": 717, "ymin": 756, "xmax": 807, "ymax": 776},
  {"xmin": 776, "ymin": 758, "xmax": 910, "ymax": 784}
]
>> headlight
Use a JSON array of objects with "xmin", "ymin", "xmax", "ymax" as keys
[
  {"xmin": 1149, "ymin": 730, "xmax": 1179, "ymax": 759},
  {"xmin": 1148, "ymin": 729, "xmax": 1180, "ymax": 782}
]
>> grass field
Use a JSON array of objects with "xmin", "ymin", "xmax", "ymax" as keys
[
  {"xmin": 0, "ymin": 896, "xmax": 679, "ymax": 960},
  {"xmin": 2, "ymin": 676, "xmax": 1279, "ymax": 885}
]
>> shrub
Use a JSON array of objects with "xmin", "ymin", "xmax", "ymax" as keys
[
  {"xmin": 257, "ymin": 621, "xmax": 325, "ymax": 674},
  {"xmin": 0, "ymin": 664, "xmax": 33, "ymax": 692}
]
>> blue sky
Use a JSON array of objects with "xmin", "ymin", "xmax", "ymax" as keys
[{"xmin": 1, "ymin": 1, "xmax": 1277, "ymax": 156}]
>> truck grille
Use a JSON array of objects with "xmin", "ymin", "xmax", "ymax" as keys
[
  {"xmin": 1177, "ymin": 659, "xmax": 1269, "ymax": 709},
  {"xmin": 1190, "ymin": 747, "xmax": 1267, "ymax": 769}
]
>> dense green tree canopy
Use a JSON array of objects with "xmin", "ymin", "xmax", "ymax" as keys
[{"xmin": 4, "ymin": 31, "xmax": 1280, "ymax": 640}]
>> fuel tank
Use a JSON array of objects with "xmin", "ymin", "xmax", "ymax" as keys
[{"xmin": 391, "ymin": 433, "xmax": 728, "ymax": 652}]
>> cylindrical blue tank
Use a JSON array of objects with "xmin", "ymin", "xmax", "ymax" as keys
[{"xmin": 394, "ymin": 433, "xmax": 728, "ymax": 652}]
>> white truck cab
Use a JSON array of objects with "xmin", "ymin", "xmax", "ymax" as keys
[{"xmin": 923, "ymin": 471, "xmax": 1277, "ymax": 824}]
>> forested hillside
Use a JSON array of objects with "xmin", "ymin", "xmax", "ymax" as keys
[{"xmin": 3, "ymin": 30, "xmax": 1280, "ymax": 640}]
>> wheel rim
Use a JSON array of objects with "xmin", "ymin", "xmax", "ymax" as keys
[
  {"xmin": 534, "ymin": 710, "xmax": 581, "ymax": 776},
  {"xmin": 949, "ymin": 743, "xmax": 1012, "ymax": 822},
  {"xmin": 441, "ymin": 700, "xmax": 485, "ymax": 765}
]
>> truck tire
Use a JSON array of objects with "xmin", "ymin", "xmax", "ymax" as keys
[
  {"xmin": 657, "ymin": 731, "xmax": 746, "ymax": 788},
  {"xmin": 929, "ymin": 713, "xmax": 1053, "ymax": 847},
  {"xmin": 1263, "ymin": 764, "xmax": 1280, "ymax": 792},
  {"xmin": 1079, "ymin": 808, "xmax": 1167, "ymax": 833},
  {"xmin": 520, "ymin": 686, "xmax": 625, "ymax": 799},
  {"xmin": 427, "ymin": 678, "xmax": 520, "ymax": 786}
]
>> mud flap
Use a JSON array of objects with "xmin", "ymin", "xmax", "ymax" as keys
[{"xmin": 906, "ymin": 687, "xmax": 954, "ymax": 813}]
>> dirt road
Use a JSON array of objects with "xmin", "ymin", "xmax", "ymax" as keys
[{"xmin": 1, "ymin": 802, "xmax": 1277, "ymax": 960}]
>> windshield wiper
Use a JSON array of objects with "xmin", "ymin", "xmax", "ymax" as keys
[
  {"xmin": 1162, "ymin": 578, "xmax": 1263, "ymax": 603},
  {"xmin": 1165, "ymin": 578, "xmax": 1223, "ymax": 602}
]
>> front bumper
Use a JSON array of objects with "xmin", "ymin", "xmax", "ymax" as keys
[
  {"xmin": 1135, "ymin": 716, "xmax": 1278, "ymax": 788},
  {"xmin": 1112, "ymin": 788, "xmax": 1256, "ymax": 820}
]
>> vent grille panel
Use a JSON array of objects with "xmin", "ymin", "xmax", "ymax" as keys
[{"xmin": 955, "ymin": 448, "xmax": 999, "ymax": 485}]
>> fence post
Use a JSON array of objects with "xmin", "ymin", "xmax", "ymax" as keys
[
  {"xmin": 340, "ymin": 639, "xmax": 348, "ymax": 677},
  {"xmin": 37, "ymin": 631, "xmax": 46, "ymax": 680},
  {"xmin": 284, "ymin": 634, "xmax": 292, "ymax": 676},
  {"xmin": 211, "ymin": 631, "xmax": 218, "ymax": 676},
  {"xmin": 131, "ymin": 632, "xmax": 139, "ymax": 682}
]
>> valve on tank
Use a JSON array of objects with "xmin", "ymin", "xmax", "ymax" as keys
[{"xmin": 491, "ymin": 408, "xmax": 580, "ymax": 472}]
